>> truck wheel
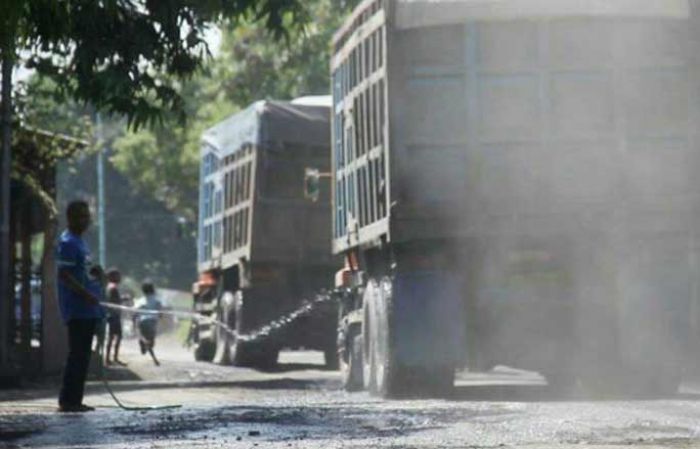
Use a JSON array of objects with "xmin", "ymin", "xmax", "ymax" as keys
[
  {"xmin": 370, "ymin": 277, "xmax": 412, "ymax": 398},
  {"xmin": 213, "ymin": 325, "xmax": 231, "ymax": 365},
  {"xmin": 341, "ymin": 333, "xmax": 364, "ymax": 391},
  {"xmin": 228, "ymin": 331, "xmax": 247, "ymax": 366},
  {"xmin": 228, "ymin": 320, "xmax": 257, "ymax": 367},
  {"xmin": 370, "ymin": 277, "xmax": 456, "ymax": 398},
  {"xmin": 229, "ymin": 292, "xmax": 279, "ymax": 369},
  {"xmin": 194, "ymin": 338, "xmax": 215, "ymax": 362},
  {"xmin": 213, "ymin": 292, "xmax": 236, "ymax": 365},
  {"xmin": 362, "ymin": 286, "xmax": 377, "ymax": 393},
  {"xmin": 372, "ymin": 277, "xmax": 396, "ymax": 397},
  {"xmin": 228, "ymin": 291, "xmax": 253, "ymax": 367}
]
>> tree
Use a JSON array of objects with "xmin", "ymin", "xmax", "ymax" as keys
[
  {"xmin": 0, "ymin": 0, "xmax": 308, "ymax": 367},
  {"xmin": 5, "ymin": 1, "xmax": 307, "ymax": 127},
  {"xmin": 16, "ymin": 76, "xmax": 195, "ymax": 289},
  {"xmin": 216, "ymin": 0, "xmax": 354, "ymax": 106},
  {"xmin": 111, "ymin": 0, "xmax": 359, "ymax": 220},
  {"xmin": 111, "ymin": 73, "xmax": 237, "ymax": 220}
]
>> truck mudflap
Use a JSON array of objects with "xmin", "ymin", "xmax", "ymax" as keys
[{"xmin": 391, "ymin": 271, "xmax": 466, "ymax": 368}]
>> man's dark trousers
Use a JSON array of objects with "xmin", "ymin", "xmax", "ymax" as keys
[{"xmin": 59, "ymin": 318, "xmax": 97, "ymax": 407}]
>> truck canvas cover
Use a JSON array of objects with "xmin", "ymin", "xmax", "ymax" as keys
[
  {"xmin": 202, "ymin": 99, "xmax": 331, "ymax": 158},
  {"xmin": 394, "ymin": 0, "xmax": 690, "ymax": 29}
]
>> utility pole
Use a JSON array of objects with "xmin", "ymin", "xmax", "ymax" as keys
[
  {"xmin": 0, "ymin": 40, "xmax": 14, "ymax": 368},
  {"xmin": 96, "ymin": 113, "xmax": 106, "ymax": 269}
]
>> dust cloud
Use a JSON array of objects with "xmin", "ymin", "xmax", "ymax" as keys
[{"xmin": 394, "ymin": 0, "xmax": 700, "ymax": 394}]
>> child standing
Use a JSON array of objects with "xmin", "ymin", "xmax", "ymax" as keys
[{"xmin": 105, "ymin": 268, "xmax": 125, "ymax": 365}]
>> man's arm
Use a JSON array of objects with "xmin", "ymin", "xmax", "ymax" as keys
[{"xmin": 59, "ymin": 268, "xmax": 99, "ymax": 306}]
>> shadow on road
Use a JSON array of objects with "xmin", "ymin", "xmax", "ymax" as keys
[
  {"xmin": 99, "ymin": 366, "xmax": 143, "ymax": 381},
  {"xmin": 0, "ymin": 366, "xmax": 142, "ymax": 403},
  {"xmin": 446, "ymin": 383, "xmax": 700, "ymax": 403},
  {"xmin": 70, "ymin": 374, "xmax": 700, "ymax": 405},
  {"xmin": 259, "ymin": 362, "xmax": 336, "ymax": 373},
  {"xmin": 102, "ymin": 377, "xmax": 337, "ymax": 394}
]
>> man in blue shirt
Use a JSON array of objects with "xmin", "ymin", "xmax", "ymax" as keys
[{"xmin": 56, "ymin": 200, "xmax": 104, "ymax": 413}]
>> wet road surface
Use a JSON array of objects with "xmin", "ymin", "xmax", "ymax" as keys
[{"xmin": 2, "ymin": 334, "xmax": 700, "ymax": 448}]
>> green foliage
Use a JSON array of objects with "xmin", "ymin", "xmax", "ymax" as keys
[
  {"xmin": 9, "ymin": 0, "xmax": 308, "ymax": 129},
  {"xmin": 15, "ymin": 77, "xmax": 93, "ymax": 143},
  {"xmin": 12, "ymin": 74, "xmax": 198, "ymax": 289},
  {"xmin": 216, "ymin": 0, "xmax": 353, "ymax": 105},
  {"xmin": 7, "ymin": 0, "xmax": 330, "ymax": 221},
  {"xmin": 6, "ymin": 0, "xmax": 358, "ymax": 222},
  {"xmin": 111, "ymin": 128, "xmax": 196, "ymax": 219},
  {"xmin": 110, "ymin": 78, "xmax": 236, "ymax": 219},
  {"xmin": 110, "ymin": 0, "xmax": 359, "ymax": 218},
  {"xmin": 10, "ymin": 77, "xmax": 93, "ymax": 218}
]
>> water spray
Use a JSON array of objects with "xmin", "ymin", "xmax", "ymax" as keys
[{"xmin": 96, "ymin": 292, "xmax": 335, "ymax": 411}]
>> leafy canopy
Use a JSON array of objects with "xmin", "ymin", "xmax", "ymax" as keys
[
  {"xmin": 5, "ymin": 0, "xmax": 308, "ymax": 129},
  {"xmin": 111, "ymin": 0, "xmax": 359, "ymax": 219}
]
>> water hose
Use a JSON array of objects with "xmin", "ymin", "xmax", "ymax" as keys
[
  {"xmin": 2, "ymin": 295, "xmax": 333, "ymax": 412},
  {"xmin": 95, "ymin": 315, "xmax": 181, "ymax": 411},
  {"xmin": 95, "ymin": 292, "xmax": 335, "ymax": 411}
]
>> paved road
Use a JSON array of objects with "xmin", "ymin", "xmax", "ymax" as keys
[{"xmin": 2, "ymin": 334, "xmax": 700, "ymax": 448}]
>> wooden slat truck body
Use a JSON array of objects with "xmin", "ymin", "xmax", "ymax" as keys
[{"xmin": 192, "ymin": 97, "xmax": 338, "ymax": 368}]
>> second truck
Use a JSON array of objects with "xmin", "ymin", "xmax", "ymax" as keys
[{"xmin": 190, "ymin": 97, "xmax": 338, "ymax": 368}]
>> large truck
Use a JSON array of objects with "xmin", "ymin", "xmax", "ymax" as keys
[
  {"xmin": 331, "ymin": 0, "xmax": 700, "ymax": 396},
  {"xmin": 191, "ymin": 97, "xmax": 338, "ymax": 368}
]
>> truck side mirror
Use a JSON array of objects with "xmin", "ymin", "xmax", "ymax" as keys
[{"xmin": 304, "ymin": 168, "xmax": 321, "ymax": 202}]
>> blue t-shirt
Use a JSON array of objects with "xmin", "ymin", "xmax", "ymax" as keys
[{"xmin": 56, "ymin": 230, "xmax": 105, "ymax": 323}]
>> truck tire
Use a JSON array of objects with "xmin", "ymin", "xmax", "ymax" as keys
[
  {"xmin": 194, "ymin": 338, "xmax": 215, "ymax": 362},
  {"xmin": 368, "ymin": 277, "xmax": 412, "ymax": 398},
  {"xmin": 229, "ymin": 292, "xmax": 279, "ymax": 369},
  {"xmin": 341, "ymin": 332, "xmax": 364, "ymax": 391},
  {"xmin": 369, "ymin": 277, "xmax": 456, "ymax": 398},
  {"xmin": 372, "ymin": 277, "xmax": 397, "ymax": 397},
  {"xmin": 213, "ymin": 327, "xmax": 231, "ymax": 365},
  {"xmin": 362, "ymin": 287, "xmax": 377, "ymax": 392},
  {"xmin": 228, "ymin": 331, "xmax": 249, "ymax": 366},
  {"xmin": 213, "ymin": 292, "xmax": 236, "ymax": 365},
  {"xmin": 229, "ymin": 310, "xmax": 252, "ymax": 366}
]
